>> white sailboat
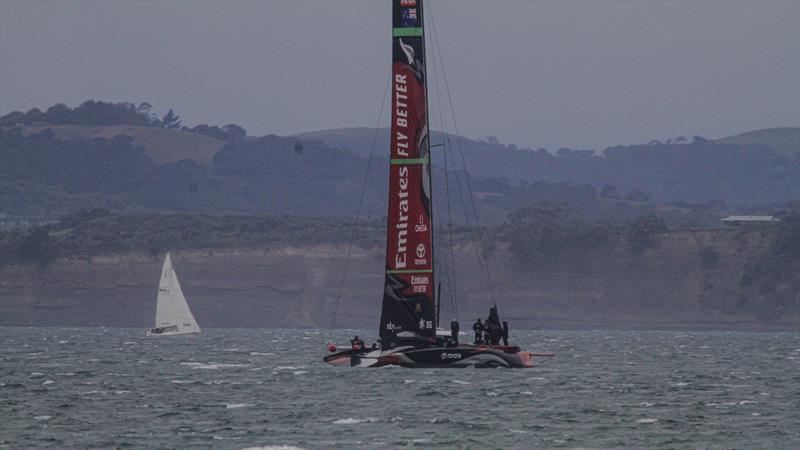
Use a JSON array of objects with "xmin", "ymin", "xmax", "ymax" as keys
[{"xmin": 146, "ymin": 253, "xmax": 201, "ymax": 336}]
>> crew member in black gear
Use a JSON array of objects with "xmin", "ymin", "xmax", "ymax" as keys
[
  {"xmin": 450, "ymin": 319, "xmax": 460, "ymax": 346},
  {"xmin": 484, "ymin": 323, "xmax": 494, "ymax": 345},
  {"xmin": 502, "ymin": 320, "xmax": 509, "ymax": 346},
  {"xmin": 472, "ymin": 318, "xmax": 484, "ymax": 345},
  {"xmin": 350, "ymin": 335, "xmax": 364, "ymax": 352},
  {"xmin": 486, "ymin": 306, "xmax": 502, "ymax": 345}
]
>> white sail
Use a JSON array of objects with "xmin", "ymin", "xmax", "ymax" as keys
[{"xmin": 148, "ymin": 253, "xmax": 201, "ymax": 336}]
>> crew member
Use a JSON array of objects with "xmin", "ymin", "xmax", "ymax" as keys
[
  {"xmin": 472, "ymin": 318, "xmax": 484, "ymax": 345},
  {"xmin": 502, "ymin": 320, "xmax": 509, "ymax": 346},
  {"xmin": 350, "ymin": 335, "xmax": 364, "ymax": 352},
  {"xmin": 487, "ymin": 306, "xmax": 502, "ymax": 345},
  {"xmin": 450, "ymin": 319, "xmax": 460, "ymax": 346}
]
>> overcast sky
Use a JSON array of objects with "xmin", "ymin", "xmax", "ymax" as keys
[{"xmin": 1, "ymin": 0, "xmax": 798, "ymax": 150}]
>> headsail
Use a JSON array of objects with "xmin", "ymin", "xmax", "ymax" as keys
[
  {"xmin": 155, "ymin": 253, "xmax": 201, "ymax": 334},
  {"xmin": 380, "ymin": 0, "xmax": 435, "ymax": 349}
]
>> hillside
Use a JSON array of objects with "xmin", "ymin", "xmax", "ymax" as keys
[
  {"xmin": 298, "ymin": 127, "xmax": 799, "ymax": 208},
  {"xmin": 1, "ymin": 213, "xmax": 797, "ymax": 330},
  {"xmin": 20, "ymin": 124, "xmax": 226, "ymax": 166},
  {"xmin": 716, "ymin": 127, "xmax": 800, "ymax": 160},
  {"xmin": 2, "ymin": 102, "xmax": 797, "ymax": 224},
  {"xmin": 3, "ymin": 125, "xmax": 738, "ymax": 227}
]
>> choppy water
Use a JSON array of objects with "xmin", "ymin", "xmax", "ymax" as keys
[{"xmin": 1, "ymin": 327, "xmax": 798, "ymax": 449}]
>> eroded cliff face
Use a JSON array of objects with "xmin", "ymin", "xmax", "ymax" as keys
[{"xmin": 1, "ymin": 229, "xmax": 797, "ymax": 330}]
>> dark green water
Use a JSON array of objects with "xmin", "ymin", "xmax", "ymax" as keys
[{"xmin": 1, "ymin": 327, "xmax": 798, "ymax": 449}]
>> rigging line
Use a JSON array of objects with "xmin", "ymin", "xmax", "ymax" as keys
[
  {"xmin": 329, "ymin": 71, "xmax": 392, "ymax": 329},
  {"xmin": 428, "ymin": 2, "xmax": 458, "ymax": 320},
  {"xmin": 428, "ymin": 2, "xmax": 498, "ymax": 307}
]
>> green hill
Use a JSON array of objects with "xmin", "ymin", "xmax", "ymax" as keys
[
  {"xmin": 20, "ymin": 124, "xmax": 226, "ymax": 166},
  {"xmin": 716, "ymin": 127, "xmax": 799, "ymax": 160}
]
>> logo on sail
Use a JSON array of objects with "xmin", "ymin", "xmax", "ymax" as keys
[
  {"xmin": 399, "ymin": 39, "xmax": 415, "ymax": 65},
  {"xmin": 414, "ymin": 214, "xmax": 427, "ymax": 232},
  {"xmin": 401, "ymin": 8, "xmax": 418, "ymax": 27}
]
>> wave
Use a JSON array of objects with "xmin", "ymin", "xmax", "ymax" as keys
[
  {"xmin": 241, "ymin": 446, "xmax": 308, "ymax": 450},
  {"xmin": 180, "ymin": 362, "xmax": 251, "ymax": 370},
  {"xmin": 226, "ymin": 403, "xmax": 254, "ymax": 409},
  {"xmin": 332, "ymin": 417, "xmax": 379, "ymax": 425}
]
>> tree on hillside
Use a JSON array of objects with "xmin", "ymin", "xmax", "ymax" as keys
[
  {"xmin": 222, "ymin": 124, "xmax": 247, "ymax": 142},
  {"xmin": 45, "ymin": 104, "xmax": 71, "ymax": 125},
  {"xmin": 161, "ymin": 109, "xmax": 181, "ymax": 129},
  {"xmin": 0, "ymin": 111, "xmax": 25, "ymax": 127}
]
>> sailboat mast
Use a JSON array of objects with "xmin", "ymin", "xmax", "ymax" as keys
[{"xmin": 379, "ymin": 0, "xmax": 436, "ymax": 348}]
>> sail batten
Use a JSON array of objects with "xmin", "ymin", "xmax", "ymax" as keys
[{"xmin": 380, "ymin": 0, "xmax": 435, "ymax": 349}]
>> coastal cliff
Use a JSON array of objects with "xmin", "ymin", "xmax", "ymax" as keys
[{"xmin": 1, "ymin": 228, "xmax": 796, "ymax": 331}]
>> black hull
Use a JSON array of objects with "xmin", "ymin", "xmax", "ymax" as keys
[{"xmin": 324, "ymin": 344, "xmax": 541, "ymax": 368}]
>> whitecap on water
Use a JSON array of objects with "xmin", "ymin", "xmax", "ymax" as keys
[
  {"xmin": 637, "ymin": 418, "xmax": 658, "ymax": 424},
  {"xmin": 30, "ymin": 372, "xmax": 44, "ymax": 378},
  {"xmin": 170, "ymin": 380, "xmax": 196, "ymax": 384},
  {"xmin": 485, "ymin": 391, "xmax": 498, "ymax": 397},
  {"xmin": 403, "ymin": 379, "xmax": 416, "ymax": 384},
  {"xmin": 292, "ymin": 371, "xmax": 307, "ymax": 375},
  {"xmin": 671, "ymin": 382, "xmax": 689, "ymax": 387},
  {"xmin": 250, "ymin": 352, "xmax": 276, "ymax": 356},
  {"xmin": 226, "ymin": 403, "xmax": 254, "ymax": 409},
  {"xmin": 80, "ymin": 390, "xmax": 104, "ymax": 395},
  {"xmin": 181, "ymin": 362, "xmax": 250, "ymax": 370},
  {"xmin": 451, "ymin": 380, "xmax": 471, "ymax": 385},
  {"xmin": 640, "ymin": 402, "xmax": 654, "ymax": 407},
  {"xmin": 707, "ymin": 400, "xmax": 757, "ymax": 407},
  {"xmin": 332, "ymin": 418, "xmax": 378, "ymax": 425},
  {"xmin": 241, "ymin": 446, "xmax": 309, "ymax": 450},
  {"xmin": 519, "ymin": 391, "xmax": 533, "ymax": 395},
  {"xmin": 33, "ymin": 415, "xmax": 52, "ymax": 421},
  {"xmin": 509, "ymin": 428, "xmax": 528, "ymax": 434},
  {"xmin": 42, "ymin": 380, "xmax": 55, "ymax": 385}
]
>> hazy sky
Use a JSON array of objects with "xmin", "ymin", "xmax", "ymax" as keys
[{"xmin": 1, "ymin": 0, "xmax": 798, "ymax": 150}]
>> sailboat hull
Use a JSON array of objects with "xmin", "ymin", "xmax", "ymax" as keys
[
  {"xmin": 146, "ymin": 326, "xmax": 201, "ymax": 337},
  {"xmin": 324, "ymin": 345, "xmax": 542, "ymax": 369}
]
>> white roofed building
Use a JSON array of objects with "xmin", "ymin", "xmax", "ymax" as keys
[{"xmin": 721, "ymin": 215, "xmax": 781, "ymax": 226}]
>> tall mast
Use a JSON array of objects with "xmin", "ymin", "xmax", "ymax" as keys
[{"xmin": 379, "ymin": 0, "xmax": 436, "ymax": 349}]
